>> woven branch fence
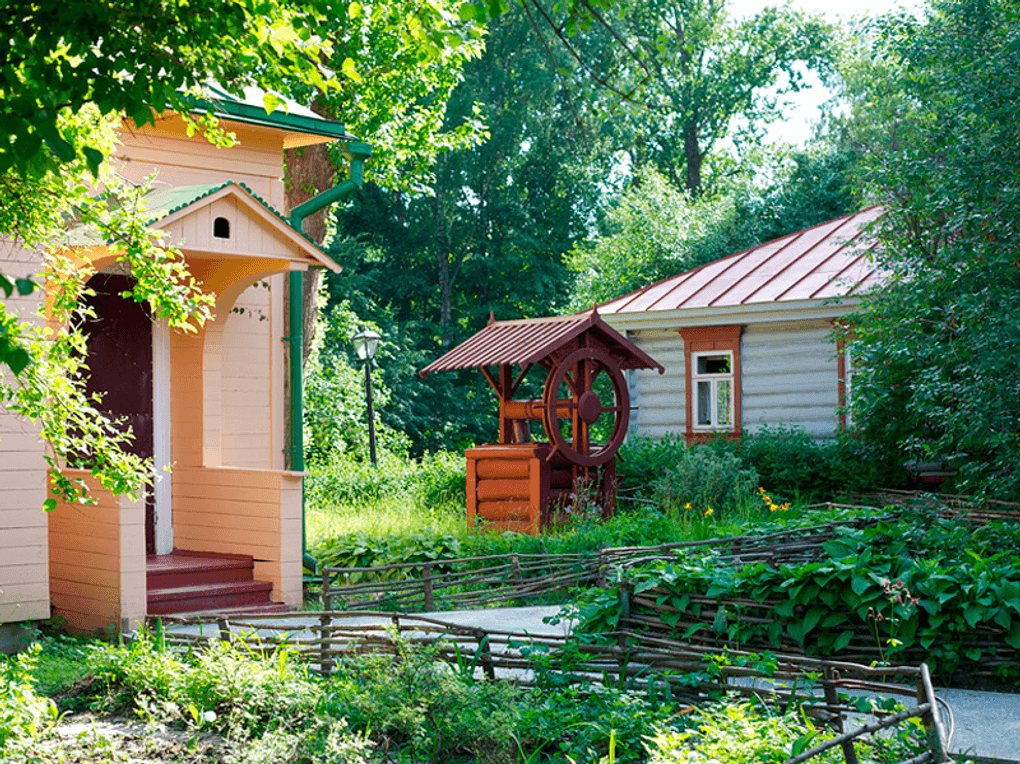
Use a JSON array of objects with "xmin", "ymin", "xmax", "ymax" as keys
[
  {"xmin": 318, "ymin": 514, "xmax": 893, "ymax": 612},
  {"xmin": 153, "ymin": 610, "xmax": 952, "ymax": 764},
  {"xmin": 851, "ymin": 489, "xmax": 1020, "ymax": 525}
]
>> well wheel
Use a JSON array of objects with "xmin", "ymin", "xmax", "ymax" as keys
[{"xmin": 541, "ymin": 347, "xmax": 629, "ymax": 467}]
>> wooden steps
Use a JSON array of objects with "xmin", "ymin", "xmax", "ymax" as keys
[{"xmin": 147, "ymin": 551, "xmax": 287, "ymax": 616}]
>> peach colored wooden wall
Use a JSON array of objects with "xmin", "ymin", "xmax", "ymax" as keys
[
  {"xmin": 172, "ymin": 466, "xmax": 303, "ymax": 606},
  {"xmin": 117, "ymin": 116, "xmax": 287, "ymax": 209},
  {"xmin": 48, "ymin": 470, "xmax": 146, "ymax": 634},
  {"xmin": 220, "ymin": 279, "xmax": 277, "ymax": 469},
  {"xmin": 0, "ymin": 240, "xmax": 50, "ymax": 623}
]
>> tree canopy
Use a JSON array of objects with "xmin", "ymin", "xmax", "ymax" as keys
[{"xmin": 845, "ymin": 0, "xmax": 1020, "ymax": 499}]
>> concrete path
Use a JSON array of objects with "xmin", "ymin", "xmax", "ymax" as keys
[{"xmin": 163, "ymin": 606, "xmax": 1020, "ymax": 762}]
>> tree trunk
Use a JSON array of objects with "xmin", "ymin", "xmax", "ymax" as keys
[
  {"xmin": 684, "ymin": 122, "xmax": 703, "ymax": 195},
  {"xmin": 284, "ymin": 142, "xmax": 336, "ymax": 365}
]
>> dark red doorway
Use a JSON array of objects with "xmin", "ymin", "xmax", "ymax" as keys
[{"xmin": 81, "ymin": 274, "xmax": 156, "ymax": 554}]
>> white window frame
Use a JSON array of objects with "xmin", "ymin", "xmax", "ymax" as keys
[
  {"xmin": 691, "ymin": 350, "xmax": 734, "ymax": 431},
  {"xmin": 843, "ymin": 344, "xmax": 854, "ymax": 428}
]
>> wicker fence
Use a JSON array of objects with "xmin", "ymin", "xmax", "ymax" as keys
[
  {"xmin": 155, "ymin": 610, "xmax": 952, "ymax": 764},
  {"xmin": 318, "ymin": 514, "xmax": 893, "ymax": 613}
]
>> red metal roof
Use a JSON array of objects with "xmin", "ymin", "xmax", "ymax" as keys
[
  {"xmin": 600, "ymin": 206, "xmax": 887, "ymax": 316},
  {"xmin": 420, "ymin": 309, "xmax": 664, "ymax": 377}
]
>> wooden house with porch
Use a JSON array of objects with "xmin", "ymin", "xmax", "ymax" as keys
[{"xmin": 0, "ymin": 89, "xmax": 367, "ymax": 639}]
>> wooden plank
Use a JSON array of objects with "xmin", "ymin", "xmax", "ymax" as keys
[
  {"xmin": 0, "ymin": 527, "xmax": 48, "ymax": 548},
  {"xmin": 0, "ymin": 562, "xmax": 47, "ymax": 586},
  {"xmin": 49, "ymin": 562, "xmax": 119, "ymax": 590},
  {"xmin": 0, "ymin": 505, "xmax": 48, "ymax": 528},
  {"xmin": 49, "ymin": 531, "xmax": 120, "ymax": 557},
  {"xmin": 173, "ymin": 468, "xmax": 282, "ymax": 490},
  {"xmin": 0, "ymin": 544, "xmax": 47, "ymax": 565},
  {"xmin": 172, "ymin": 511, "xmax": 280, "ymax": 533},
  {"xmin": 476, "ymin": 478, "xmax": 530, "ymax": 502},
  {"xmin": 173, "ymin": 536, "xmax": 278, "ymax": 559},
  {"xmin": 50, "ymin": 576, "xmax": 118, "ymax": 603},
  {"xmin": 0, "ymin": 488, "xmax": 47, "ymax": 511}
]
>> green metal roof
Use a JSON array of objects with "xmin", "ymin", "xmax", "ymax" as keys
[{"xmin": 185, "ymin": 85, "xmax": 355, "ymax": 141}]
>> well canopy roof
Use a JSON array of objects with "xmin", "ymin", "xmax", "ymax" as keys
[
  {"xmin": 599, "ymin": 206, "xmax": 887, "ymax": 316},
  {"xmin": 420, "ymin": 309, "xmax": 665, "ymax": 377}
]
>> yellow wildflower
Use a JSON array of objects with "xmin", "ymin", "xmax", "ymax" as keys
[{"xmin": 704, "ymin": 507, "xmax": 714, "ymax": 517}]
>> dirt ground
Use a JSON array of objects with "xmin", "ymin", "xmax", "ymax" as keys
[{"xmin": 31, "ymin": 713, "xmax": 228, "ymax": 764}]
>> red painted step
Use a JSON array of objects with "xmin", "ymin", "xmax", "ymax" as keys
[{"xmin": 146, "ymin": 551, "xmax": 285, "ymax": 616}]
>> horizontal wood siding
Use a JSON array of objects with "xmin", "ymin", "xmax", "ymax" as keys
[
  {"xmin": 117, "ymin": 122, "xmax": 285, "ymax": 209},
  {"xmin": 0, "ymin": 240, "xmax": 50, "ymax": 622},
  {"xmin": 221, "ymin": 281, "xmax": 273, "ymax": 468},
  {"xmin": 628, "ymin": 329, "xmax": 686, "ymax": 439},
  {"xmin": 48, "ymin": 471, "xmax": 146, "ymax": 634},
  {"xmin": 172, "ymin": 467, "xmax": 303, "ymax": 606},
  {"xmin": 741, "ymin": 320, "xmax": 839, "ymax": 438}
]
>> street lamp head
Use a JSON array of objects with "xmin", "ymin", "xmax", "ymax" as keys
[{"xmin": 352, "ymin": 327, "xmax": 382, "ymax": 361}]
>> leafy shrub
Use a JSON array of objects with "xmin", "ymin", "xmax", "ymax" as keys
[
  {"xmin": 315, "ymin": 531, "xmax": 464, "ymax": 574},
  {"xmin": 85, "ymin": 633, "xmax": 321, "ymax": 735},
  {"xmin": 645, "ymin": 701, "xmax": 844, "ymax": 764},
  {"xmin": 326, "ymin": 636, "xmax": 518, "ymax": 763},
  {"xmin": 573, "ymin": 513, "xmax": 1020, "ymax": 686},
  {"xmin": 1, "ymin": 645, "xmax": 59, "ymax": 750},
  {"xmin": 736, "ymin": 426, "xmax": 910, "ymax": 500},
  {"xmin": 653, "ymin": 447, "xmax": 759, "ymax": 513},
  {"xmin": 413, "ymin": 450, "xmax": 467, "ymax": 507},
  {"xmin": 617, "ymin": 433, "xmax": 688, "ymax": 495},
  {"xmin": 306, "ymin": 451, "xmax": 417, "ymax": 507}
]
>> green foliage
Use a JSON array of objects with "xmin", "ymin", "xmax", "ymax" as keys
[
  {"xmin": 652, "ymin": 447, "xmax": 759, "ymax": 514},
  {"xmin": 844, "ymin": 0, "xmax": 1020, "ymax": 500},
  {"xmin": 0, "ymin": 645, "xmax": 60, "ymax": 751},
  {"xmin": 326, "ymin": 636, "xmax": 518, "ymax": 763},
  {"xmin": 517, "ymin": 681, "xmax": 681, "ymax": 764},
  {"xmin": 574, "ymin": 513, "xmax": 1020, "ymax": 686},
  {"xmin": 85, "ymin": 633, "xmax": 319, "ymax": 732},
  {"xmin": 566, "ymin": 142, "xmax": 860, "ymax": 310},
  {"xmin": 326, "ymin": 4, "xmax": 614, "ymax": 455},
  {"xmin": 549, "ymin": 0, "xmax": 836, "ymax": 195},
  {"xmin": 616, "ymin": 433, "xmax": 688, "ymax": 496},
  {"xmin": 1, "ymin": 0, "xmax": 342, "ymax": 175},
  {"xmin": 645, "ymin": 701, "xmax": 846, "ymax": 764},
  {"xmin": 736, "ymin": 426, "xmax": 909, "ymax": 500}
]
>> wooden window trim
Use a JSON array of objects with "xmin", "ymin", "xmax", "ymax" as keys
[
  {"xmin": 678, "ymin": 325, "xmax": 743, "ymax": 445},
  {"xmin": 832, "ymin": 319, "xmax": 855, "ymax": 430}
]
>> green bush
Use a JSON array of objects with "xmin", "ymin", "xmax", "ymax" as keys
[
  {"xmin": 1, "ymin": 645, "xmax": 59, "ymax": 751},
  {"xmin": 326, "ymin": 636, "xmax": 518, "ymax": 763},
  {"xmin": 645, "ymin": 702, "xmax": 840, "ymax": 764},
  {"xmin": 617, "ymin": 433, "xmax": 688, "ymax": 495},
  {"xmin": 574, "ymin": 513, "xmax": 1020, "ymax": 686},
  {"xmin": 653, "ymin": 447, "xmax": 759, "ymax": 513},
  {"xmin": 736, "ymin": 426, "xmax": 910, "ymax": 500}
]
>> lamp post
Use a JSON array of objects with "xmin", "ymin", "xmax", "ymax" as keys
[{"xmin": 351, "ymin": 327, "xmax": 382, "ymax": 465}]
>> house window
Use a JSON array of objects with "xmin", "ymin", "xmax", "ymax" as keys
[
  {"xmin": 678, "ymin": 325, "xmax": 743, "ymax": 444},
  {"xmin": 693, "ymin": 352, "xmax": 733, "ymax": 429}
]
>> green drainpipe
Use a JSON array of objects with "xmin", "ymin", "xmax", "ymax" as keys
[{"xmin": 288, "ymin": 141, "xmax": 372, "ymax": 575}]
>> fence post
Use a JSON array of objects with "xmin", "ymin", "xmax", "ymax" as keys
[
  {"xmin": 917, "ymin": 663, "xmax": 948, "ymax": 761},
  {"xmin": 217, "ymin": 618, "xmax": 231, "ymax": 642},
  {"xmin": 617, "ymin": 578, "xmax": 631, "ymax": 688},
  {"xmin": 475, "ymin": 629, "xmax": 496, "ymax": 681},
  {"xmin": 423, "ymin": 562, "xmax": 435, "ymax": 611},
  {"xmin": 822, "ymin": 666, "xmax": 859, "ymax": 764},
  {"xmin": 512, "ymin": 554, "xmax": 523, "ymax": 586}
]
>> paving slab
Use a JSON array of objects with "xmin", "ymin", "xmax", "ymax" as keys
[{"xmin": 160, "ymin": 606, "xmax": 1020, "ymax": 762}]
